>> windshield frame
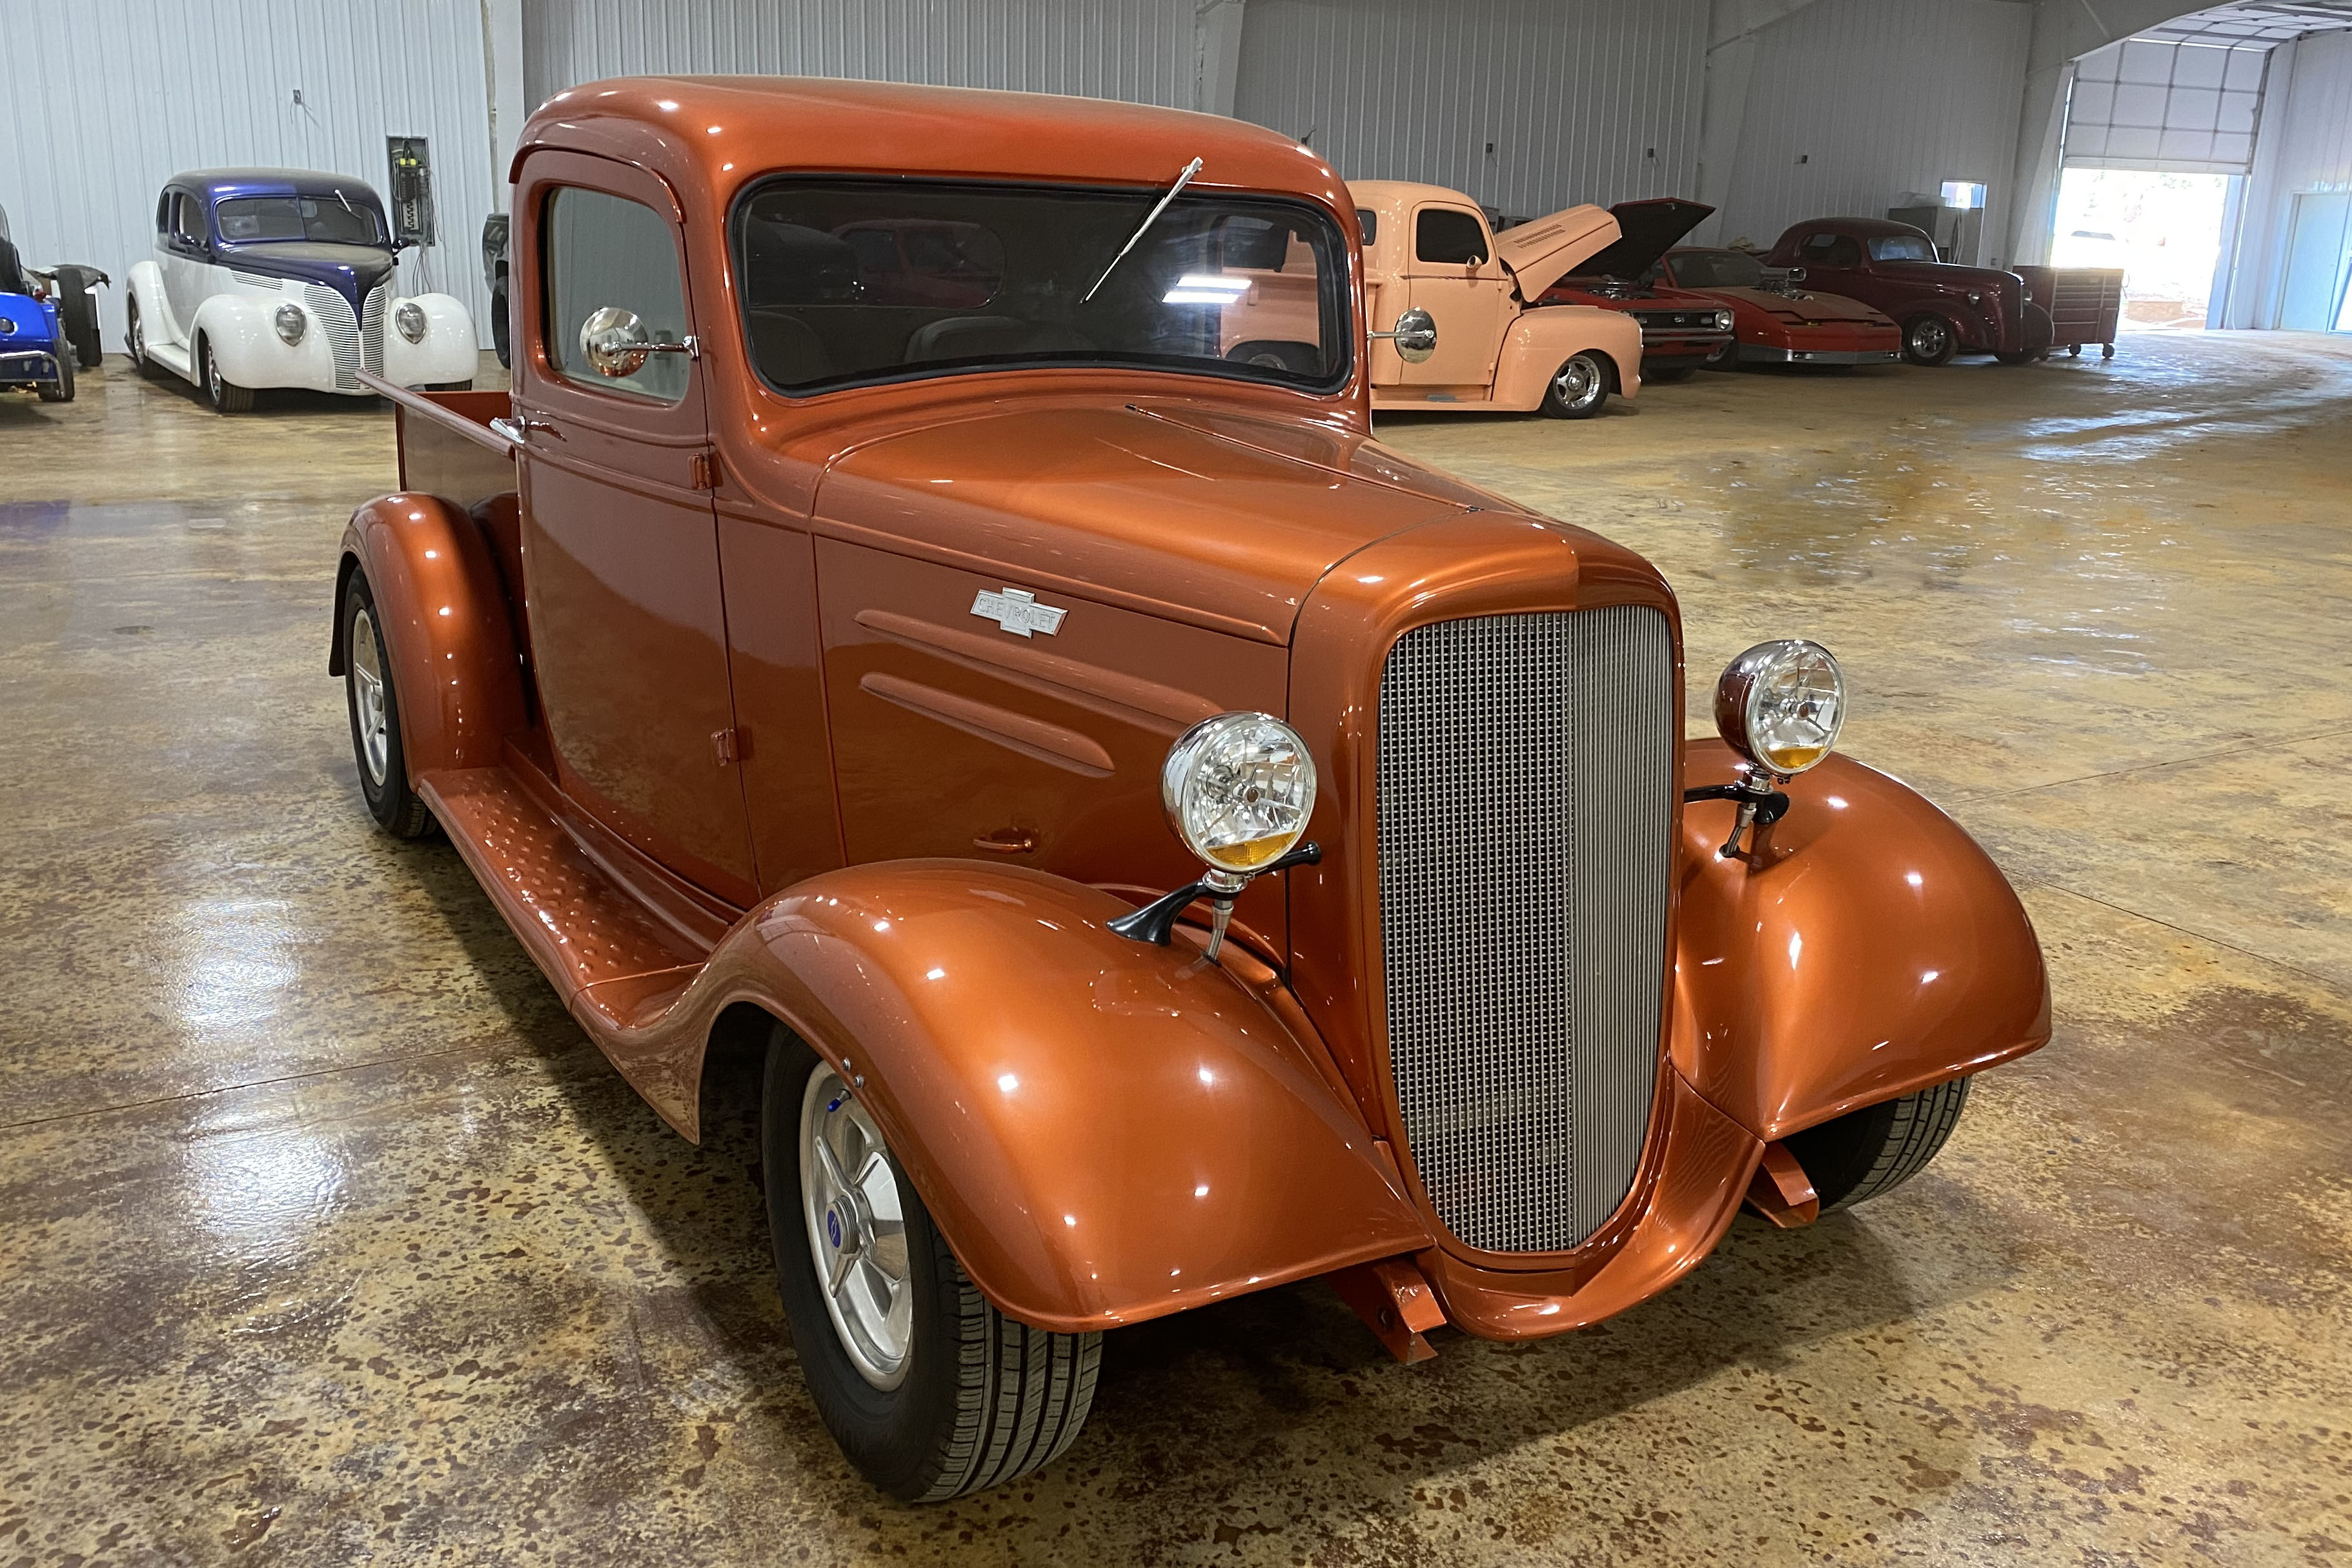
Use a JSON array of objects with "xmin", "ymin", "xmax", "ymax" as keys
[
  {"xmin": 725, "ymin": 172, "xmax": 1355, "ymax": 401},
  {"xmin": 214, "ymin": 194, "xmax": 388, "ymax": 248}
]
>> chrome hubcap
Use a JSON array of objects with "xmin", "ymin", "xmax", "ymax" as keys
[
  {"xmin": 1553, "ymin": 356, "xmax": 1599, "ymax": 407},
  {"xmin": 349, "ymin": 607, "xmax": 390, "ymax": 787},
  {"xmin": 801, "ymin": 1064, "xmax": 912, "ymax": 1389},
  {"xmin": 1913, "ymin": 320, "xmax": 1949, "ymax": 356}
]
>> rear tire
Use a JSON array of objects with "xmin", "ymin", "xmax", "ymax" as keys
[
  {"xmin": 53, "ymin": 265, "xmax": 104, "ymax": 369},
  {"xmin": 491, "ymin": 283, "xmax": 511, "ymax": 369},
  {"xmin": 762, "ymin": 1030, "xmax": 1100, "ymax": 1502},
  {"xmin": 1785, "ymin": 1076, "xmax": 1971, "ymax": 1212},
  {"xmin": 341, "ymin": 570, "xmax": 433, "ymax": 839},
  {"xmin": 1539, "ymin": 350, "xmax": 1612, "ymax": 418},
  {"xmin": 127, "ymin": 297, "xmax": 158, "ymax": 377},
  {"xmin": 1901, "ymin": 313, "xmax": 1958, "ymax": 367}
]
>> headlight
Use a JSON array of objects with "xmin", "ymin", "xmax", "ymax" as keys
[
  {"xmin": 1714, "ymin": 640, "xmax": 1845, "ymax": 776},
  {"xmin": 273, "ymin": 304, "xmax": 306, "ymax": 345},
  {"xmin": 394, "ymin": 301, "xmax": 427, "ymax": 343},
  {"xmin": 0, "ymin": 317, "xmax": 15, "ymax": 336},
  {"xmin": 1159, "ymin": 712, "xmax": 1317, "ymax": 874},
  {"xmin": 1713, "ymin": 310, "xmax": 1733, "ymax": 330}
]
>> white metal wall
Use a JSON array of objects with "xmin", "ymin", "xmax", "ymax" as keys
[
  {"xmin": 522, "ymin": 0, "xmax": 1199, "ymax": 111},
  {"xmin": 1713, "ymin": 0, "xmax": 2034, "ymax": 259},
  {"xmin": 0, "ymin": 0, "xmax": 499, "ymax": 353},
  {"xmin": 1230, "ymin": 0, "xmax": 1708, "ymax": 218},
  {"xmin": 2224, "ymin": 29, "xmax": 2352, "ymax": 324}
]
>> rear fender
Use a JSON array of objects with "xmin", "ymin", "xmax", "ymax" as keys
[
  {"xmin": 708, "ymin": 861, "xmax": 1430, "ymax": 1332},
  {"xmin": 1674, "ymin": 740, "xmax": 2050, "ymax": 1141},
  {"xmin": 1493, "ymin": 307, "xmax": 1643, "ymax": 408},
  {"xmin": 335, "ymin": 495, "xmax": 525, "ymax": 778}
]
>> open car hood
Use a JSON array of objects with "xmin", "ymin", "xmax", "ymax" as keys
[
  {"xmin": 1571, "ymin": 199, "xmax": 1716, "ymax": 283},
  {"xmin": 1492, "ymin": 205, "xmax": 1621, "ymax": 301}
]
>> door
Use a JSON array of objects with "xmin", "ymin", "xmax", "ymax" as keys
[
  {"xmin": 511, "ymin": 150, "xmax": 758, "ymax": 906},
  {"xmin": 159, "ymin": 189, "xmax": 207, "ymax": 339},
  {"xmin": 1790, "ymin": 230, "xmax": 1879, "ymax": 312},
  {"xmin": 2278, "ymin": 192, "xmax": 2351, "ymax": 330},
  {"xmin": 1401, "ymin": 204, "xmax": 1512, "ymax": 387}
]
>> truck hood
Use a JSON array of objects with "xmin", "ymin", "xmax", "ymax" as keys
[
  {"xmin": 1570, "ymin": 199, "xmax": 1715, "ymax": 283},
  {"xmin": 1492, "ymin": 204, "xmax": 1621, "ymax": 301},
  {"xmin": 813, "ymin": 401, "xmax": 1526, "ymax": 645}
]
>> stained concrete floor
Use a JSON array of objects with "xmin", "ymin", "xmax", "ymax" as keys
[{"xmin": 1, "ymin": 337, "xmax": 2347, "ymax": 1566}]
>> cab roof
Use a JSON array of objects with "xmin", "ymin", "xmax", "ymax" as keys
[
  {"xmin": 520, "ymin": 77, "xmax": 1351, "ymax": 222},
  {"xmin": 168, "ymin": 168, "xmax": 388, "ymax": 208}
]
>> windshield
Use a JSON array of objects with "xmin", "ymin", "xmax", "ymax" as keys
[
  {"xmin": 217, "ymin": 196, "xmax": 384, "ymax": 246},
  {"xmin": 1668, "ymin": 250, "xmax": 1765, "ymax": 288},
  {"xmin": 1867, "ymin": 234, "xmax": 1936, "ymax": 263},
  {"xmin": 732, "ymin": 178, "xmax": 1349, "ymax": 394}
]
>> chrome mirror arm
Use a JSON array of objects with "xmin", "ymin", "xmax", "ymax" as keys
[{"xmin": 1109, "ymin": 841, "xmax": 1321, "ymax": 956}]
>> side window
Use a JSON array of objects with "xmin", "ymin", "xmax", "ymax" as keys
[
  {"xmin": 171, "ymin": 193, "xmax": 202, "ymax": 247},
  {"xmin": 1415, "ymin": 207, "xmax": 1489, "ymax": 266},
  {"xmin": 543, "ymin": 185, "xmax": 691, "ymax": 403},
  {"xmin": 1801, "ymin": 232, "xmax": 1862, "ymax": 268},
  {"xmin": 156, "ymin": 192, "xmax": 171, "ymax": 237},
  {"xmin": 1356, "ymin": 208, "xmax": 1379, "ymax": 245}
]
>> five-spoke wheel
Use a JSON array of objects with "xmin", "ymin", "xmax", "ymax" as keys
[
  {"xmin": 1539, "ymin": 350, "xmax": 1612, "ymax": 419},
  {"xmin": 801, "ymin": 1063, "xmax": 915, "ymax": 1389}
]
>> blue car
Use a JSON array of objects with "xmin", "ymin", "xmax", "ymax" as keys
[{"xmin": 0, "ymin": 212, "xmax": 73, "ymax": 403}]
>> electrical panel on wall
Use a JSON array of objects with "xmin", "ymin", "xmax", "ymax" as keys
[{"xmin": 387, "ymin": 136, "xmax": 435, "ymax": 247}]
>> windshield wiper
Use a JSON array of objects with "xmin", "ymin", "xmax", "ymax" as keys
[{"xmin": 1083, "ymin": 156, "xmax": 1204, "ymax": 304}]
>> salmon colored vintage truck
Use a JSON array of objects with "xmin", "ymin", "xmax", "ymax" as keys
[{"xmin": 336, "ymin": 77, "xmax": 2050, "ymax": 1503}]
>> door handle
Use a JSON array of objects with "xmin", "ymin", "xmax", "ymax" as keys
[{"xmin": 489, "ymin": 415, "xmax": 562, "ymax": 445}]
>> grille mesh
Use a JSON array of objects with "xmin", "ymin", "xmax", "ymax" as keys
[
  {"xmin": 306, "ymin": 284, "xmax": 360, "ymax": 390},
  {"xmin": 360, "ymin": 284, "xmax": 387, "ymax": 379},
  {"xmin": 1377, "ymin": 607, "xmax": 1676, "ymax": 1254}
]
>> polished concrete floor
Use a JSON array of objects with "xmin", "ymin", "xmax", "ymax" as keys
[{"xmin": 2, "ymin": 337, "xmax": 2347, "ymax": 1565}]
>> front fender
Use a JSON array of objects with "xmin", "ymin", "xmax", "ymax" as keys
[
  {"xmin": 380, "ymin": 291, "xmax": 479, "ymax": 386},
  {"xmin": 1674, "ymin": 740, "xmax": 2049, "ymax": 1141},
  {"xmin": 715, "ymin": 861, "xmax": 1430, "ymax": 1332},
  {"xmin": 335, "ymin": 494, "xmax": 525, "ymax": 778},
  {"xmin": 193, "ymin": 292, "xmax": 337, "ymax": 390},
  {"xmin": 1493, "ymin": 305, "xmax": 1643, "ymax": 408}
]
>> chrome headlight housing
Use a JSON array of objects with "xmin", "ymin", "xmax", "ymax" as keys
[
  {"xmin": 1159, "ymin": 712, "xmax": 1317, "ymax": 874},
  {"xmin": 1714, "ymin": 640, "xmax": 1845, "ymax": 777},
  {"xmin": 272, "ymin": 303, "xmax": 306, "ymax": 345},
  {"xmin": 1712, "ymin": 309, "xmax": 1734, "ymax": 330},
  {"xmin": 393, "ymin": 301, "xmax": 427, "ymax": 343}
]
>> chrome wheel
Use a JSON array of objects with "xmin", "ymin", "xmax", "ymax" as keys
[
  {"xmin": 348, "ymin": 605, "xmax": 390, "ymax": 787},
  {"xmin": 801, "ymin": 1063, "xmax": 913, "ymax": 1389},
  {"xmin": 1907, "ymin": 316, "xmax": 1952, "ymax": 361},
  {"xmin": 1552, "ymin": 356, "xmax": 1601, "ymax": 409}
]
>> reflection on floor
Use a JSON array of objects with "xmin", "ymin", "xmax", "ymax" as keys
[{"xmin": 2, "ymin": 339, "xmax": 2347, "ymax": 1563}]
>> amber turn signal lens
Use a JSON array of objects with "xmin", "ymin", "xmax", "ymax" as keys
[
  {"xmin": 1714, "ymin": 640, "xmax": 1845, "ymax": 778},
  {"xmin": 1159, "ymin": 712, "xmax": 1317, "ymax": 876}
]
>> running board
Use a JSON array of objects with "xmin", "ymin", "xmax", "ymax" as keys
[
  {"xmin": 146, "ymin": 339, "xmax": 192, "ymax": 379},
  {"xmin": 417, "ymin": 766, "xmax": 713, "ymax": 1036}
]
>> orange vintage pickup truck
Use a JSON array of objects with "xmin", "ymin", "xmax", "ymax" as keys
[{"xmin": 337, "ymin": 76, "xmax": 2049, "ymax": 1502}]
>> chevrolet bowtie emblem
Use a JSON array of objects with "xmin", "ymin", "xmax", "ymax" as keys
[{"xmin": 970, "ymin": 587, "xmax": 1068, "ymax": 638}]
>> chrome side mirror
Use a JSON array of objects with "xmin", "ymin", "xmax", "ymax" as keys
[
  {"xmin": 1369, "ymin": 307, "xmax": 1437, "ymax": 364},
  {"xmin": 579, "ymin": 305, "xmax": 696, "ymax": 378}
]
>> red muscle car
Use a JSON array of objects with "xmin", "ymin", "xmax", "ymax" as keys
[
  {"xmin": 1764, "ymin": 217, "xmax": 2053, "ymax": 366},
  {"xmin": 1536, "ymin": 198, "xmax": 1734, "ymax": 381},
  {"xmin": 1658, "ymin": 247, "xmax": 1900, "ymax": 367}
]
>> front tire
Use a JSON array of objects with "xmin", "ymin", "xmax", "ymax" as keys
[
  {"xmin": 1901, "ymin": 313, "xmax": 1958, "ymax": 367},
  {"xmin": 1539, "ymin": 350, "xmax": 1612, "ymax": 418},
  {"xmin": 1784, "ymin": 1076, "xmax": 1971, "ymax": 1211},
  {"xmin": 203, "ymin": 339, "xmax": 253, "ymax": 414},
  {"xmin": 341, "ymin": 570, "xmax": 433, "ymax": 838},
  {"xmin": 762, "ymin": 1032, "xmax": 1100, "ymax": 1502},
  {"xmin": 35, "ymin": 345, "xmax": 74, "ymax": 403}
]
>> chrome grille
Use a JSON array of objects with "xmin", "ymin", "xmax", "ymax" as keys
[
  {"xmin": 306, "ymin": 283, "xmax": 360, "ymax": 390},
  {"xmin": 360, "ymin": 283, "xmax": 387, "ymax": 378},
  {"xmin": 1377, "ymin": 607, "xmax": 1676, "ymax": 1254}
]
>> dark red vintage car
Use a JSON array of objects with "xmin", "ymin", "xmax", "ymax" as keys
[
  {"xmin": 1658, "ymin": 247, "xmax": 1900, "ymax": 368},
  {"xmin": 1763, "ymin": 218, "xmax": 2053, "ymax": 367},
  {"xmin": 1536, "ymin": 198, "xmax": 1733, "ymax": 381}
]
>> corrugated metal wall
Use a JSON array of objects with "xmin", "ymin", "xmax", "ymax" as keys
[
  {"xmin": 1230, "ymin": 0, "xmax": 1708, "ymax": 218},
  {"xmin": 2227, "ymin": 30, "xmax": 2352, "ymax": 325},
  {"xmin": 1714, "ymin": 0, "xmax": 2034, "ymax": 258},
  {"xmin": 0, "ymin": 0, "xmax": 499, "ymax": 352},
  {"xmin": 523, "ymin": 0, "xmax": 1197, "ymax": 110}
]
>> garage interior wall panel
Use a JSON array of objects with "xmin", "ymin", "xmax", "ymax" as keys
[
  {"xmin": 1230, "ymin": 0, "xmax": 1708, "ymax": 219},
  {"xmin": 2225, "ymin": 30, "xmax": 2352, "ymax": 325},
  {"xmin": 1714, "ymin": 0, "xmax": 2033, "ymax": 259},
  {"xmin": 522, "ymin": 0, "xmax": 1197, "ymax": 111},
  {"xmin": 0, "ymin": 0, "xmax": 498, "ymax": 350}
]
